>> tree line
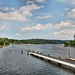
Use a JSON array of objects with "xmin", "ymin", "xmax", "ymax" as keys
[{"xmin": 0, "ymin": 37, "xmax": 67, "ymax": 45}]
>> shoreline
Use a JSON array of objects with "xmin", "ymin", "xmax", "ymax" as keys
[{"xmin": 0, "ymin": 45, "xmax": 8, "ymax": 48}]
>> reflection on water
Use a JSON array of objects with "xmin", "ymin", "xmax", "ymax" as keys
[{"xmin": 0, "ymin": 44, "xmax": 75, "ymax": 75}]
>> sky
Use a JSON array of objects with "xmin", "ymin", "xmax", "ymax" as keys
[{"xmin": 0, "ymin": 0, "xmax": 75, "ymax": 40}]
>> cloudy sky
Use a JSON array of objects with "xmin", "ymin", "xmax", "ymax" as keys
[{"xmin": 0, "ymin": 0, "xmax": 75, "ymax": 40}]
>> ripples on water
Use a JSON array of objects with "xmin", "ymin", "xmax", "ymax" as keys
[{"xmin": 0, "ymin": 44, "xmax": 75, "ymax": 75}]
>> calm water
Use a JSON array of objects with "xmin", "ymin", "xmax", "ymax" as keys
[{"xmin": 0, "ymin": 44, "xmax": 75, "ymax": 75}]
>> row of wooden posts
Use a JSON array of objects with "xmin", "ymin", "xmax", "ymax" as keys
[
  {"xmin": 25, "ymin": 50, "xmax": 61, "ymax": 59},
  {"xmin": 20, "ymin": 49, "xmax": 75, "ymax": 65}
]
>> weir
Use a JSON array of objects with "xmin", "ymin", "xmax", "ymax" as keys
[{"xmin": 26, "ymin": 50, "xmax": 75, "ymax": 71}]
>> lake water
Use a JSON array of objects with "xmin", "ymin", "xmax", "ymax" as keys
[{"xmin": 0, "ymin": 44, "xmax": 75, "ymax": 75}]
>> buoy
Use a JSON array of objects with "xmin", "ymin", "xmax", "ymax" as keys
[{"xmin": 12, "ymin": 51, "xmax": 14, "ymax": 53}]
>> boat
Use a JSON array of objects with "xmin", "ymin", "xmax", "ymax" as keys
[{"xmin": 65, "ymin": 57, "xmax": 75, "ymax": 61}]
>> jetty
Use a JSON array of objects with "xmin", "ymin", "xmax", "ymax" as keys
[{"xmin": 26, "ymin": 50, "xmax": 75, "ymax": 70}]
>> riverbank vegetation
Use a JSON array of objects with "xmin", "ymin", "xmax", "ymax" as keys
[
  {"xmin": 0, "ymin": 37, "xmax": 67, "ymax": 46},
  {"xmin": 64, "ymin": 35, "xmax": 75, "ymax": 47},
  {"xmin": 19, "ymin": 39, "xmax": 66, "ymax": 44},
  {"xmin": 64, "ymin": 40, "xmax": 75, "ymax": 47},
  {"xmin": 0, "ymin": 38, "xmax": 9, "ymax": 45}
]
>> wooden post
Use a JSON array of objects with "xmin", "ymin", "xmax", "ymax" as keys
[
  {"xmin": 27, "ymin": 50, "xmax": 29, "ymax": 55},
  {"xmin": 29, "ymin": 50, "xmax": 31, "ymax": 52},
  {"xmin": 58, "ymin": 63, "xmax": 61, "ymax": 66},
  {"xmin": 58, "ymin": 56, "xmax": 61, "ymax": 59},
  {"xmin": 40, "ymin": 57, "xmax": 43, "ymax": 59},
  {"xmin": 32, "ymin": 51, "xmax": 34, "ymax": 53},
  {"xmin": 48, "ymin": 60, "xmax": 51, "ymax": 62},
  {"xmin": 37, "ymin": 51, "xmax": 39, "ymax": 54},
  {"xmin": 48, "ymin": 54, "xmax": 50, "ymax": 57},
  {"xmin": 40, "ymin": 52, "xmax": 42, "ymax": 55},
  {"xmin": 21, "ymin": 50, "xmax": 23, "ymax": 54}
]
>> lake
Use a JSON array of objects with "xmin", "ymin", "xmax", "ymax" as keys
[{"xmin": 0, "ymin": 44, "xmax": 75, "ymax": 75}]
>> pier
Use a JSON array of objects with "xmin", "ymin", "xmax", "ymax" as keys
[{"xmin": 26, "ymin": 50, "xmax": 75, "ymax": 70}]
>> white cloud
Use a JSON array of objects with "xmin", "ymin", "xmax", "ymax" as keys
[
  {"xmin": 20, "ymin": 4, "xmax": 44, "ymax": 12},
  {"xmin": 0, "ymin": 7, "xmax": 9, "ymax": 11},
  {"xmin": 54, "ymin": 21, "xmax": 73, "ymax": 29},
  {"xmin": 57, "ymin": 0, "xmax": 69, "ymax": 2},
  {"xmin": 0, "ymin": 33, "xmax": 3, "ymax": 35},
  {"xmin": 15, "ymin": 33, "xmax": 20, "ymax": 36},
  {"xmin": 57, "ymin": 0, "xmax": 75, "ymax": 6},
  {"xmin": 22, "ymin": 11, "xmax": 32, "ymax": 16},
  {"xmin": 10, "ymin": 8, "xmax": 15, "ymax": 11},
  {"xmin": 65, "ymin": 8, "xmax": 70, "ymax": 11},
  {"xmin": 54, "ymin": 20, "xmax": 75, "ymax": 38},
  {"xmin": 67, "ymin": 9, "xmax": 75, "ymax": 19},
  {"xmin": 0, "ymin": 26, "xmax": 5, "ymax": 30},
  {"xmin": 54, "ymin": 34, "xmax": 69, "ymax": 38},
  {"xmin": 26, "ymin": 1, "xmax": 34, "ymax": 4},
  {"xmin": 35, "ymin": 0, "xmax": 46, "ymax": 2},
  {"xmin": 71, "ymin": 0, "xmax": 75, "ymax": 5},
  {"xmin": 0, "ymin": 4, "xmax": 44, "ymax": 21},
  {"xmin": 21, "ymin": 23, "xmax": 53, "ymax": 31},
  {"xmin": 54, "ymin": 31, "xmax": 65, "ymax": 35},
  {"xmin": 0, "ymin": 11, "xmax": 28, "ymax": 21},
  {"xmin": 0, "ymin": 7, "xmax": 15, "ymax": 11},
  {"xmin": 36, "ymin": 15, "xmax": 52, "ymax": 19},
  {"xmin": 54, "ymin": 29, "xmax": 75, "ymax": 38}
]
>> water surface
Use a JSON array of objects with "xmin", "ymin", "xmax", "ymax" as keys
[{"xmin": 0, "ymin": 44, "xmax": 75, "ymax": 75}]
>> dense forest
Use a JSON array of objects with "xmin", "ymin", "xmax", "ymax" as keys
[
  {"xmin": 20, "ymin": 39, "xmax": 66, "ymax": 44},
  {"xmin": 0, "ymin": 37, "xmax": 67, "ymax": 46}
]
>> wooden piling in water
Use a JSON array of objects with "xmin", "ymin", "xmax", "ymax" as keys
[
  {"xmin": 21, "ymin": 50, "xmax": 23, "ymax": 54},
  {"xmin": 48, "ymin": 54, "xmax": 50, "ymax": 57}
]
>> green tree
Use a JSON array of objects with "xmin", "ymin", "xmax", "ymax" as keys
[
  {"xmin": 64, "ymin": 41, "xmax": 70, "ymax": 47},
  {"xmin": 73, "ymin": 34, "xmax": 75, "ymax": 40}
]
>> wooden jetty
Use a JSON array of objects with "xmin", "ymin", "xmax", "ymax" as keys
[{"xmin": 26, "ymin": 50, "xmax": 75, "ymax": 70}]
